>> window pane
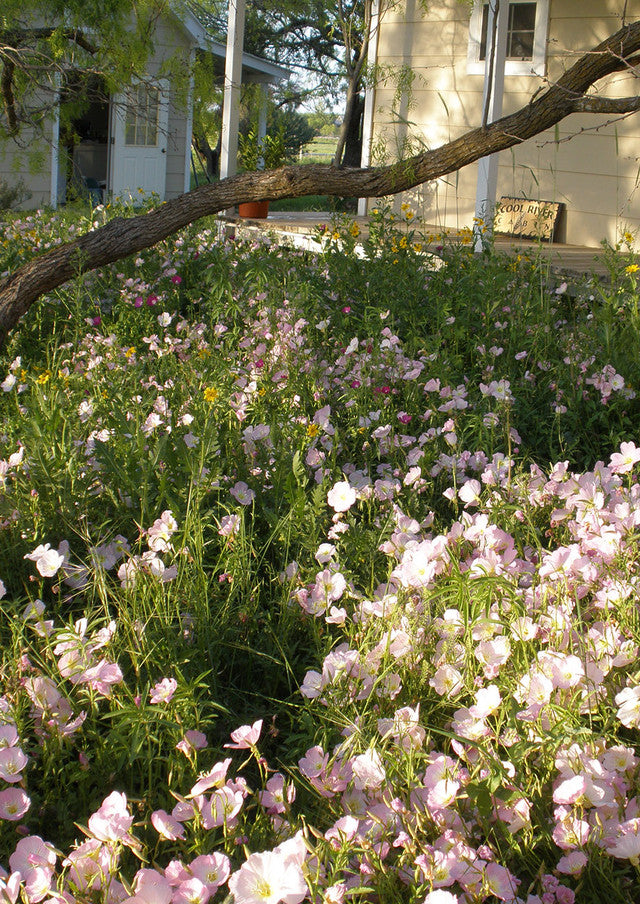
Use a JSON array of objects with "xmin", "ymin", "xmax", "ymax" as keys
[
  {"xmin": 480, "ymin": 4, "xmax": 489, "ymax": 61},
  {"xmin": 479, "ymin": 2, "xmax": 536, "ymax": 62},
  {"xmin": 508, "ymin": 3, "xmax": 535, "ymax": 58},
  {"xmin": 510, "ymin": 3, "xmax": 536, "ymax": 31},
  {"xmin": 144, "ymin": 88, "xmax": 159, "ymax": 146},
  {"xmin": 125, "ymin": 104, "xmax": 137, "ymax": 146}
]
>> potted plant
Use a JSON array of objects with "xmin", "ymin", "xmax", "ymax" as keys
[{"xmin": 237, "ymin": 127, "xmax": 287, "ymax": 219}]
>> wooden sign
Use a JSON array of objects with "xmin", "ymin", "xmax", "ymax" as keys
[{"xmin": 494, "ymin": 197, "xmax": 563, "ymax": 242}]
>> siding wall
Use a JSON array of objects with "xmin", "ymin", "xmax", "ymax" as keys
[
  {"xmin": 0, "ymin": 86, "xmax": 56, "ymax": 209},
  {"xmin": 372, "ymin": 0, "xmax": 640, "ymax": 246}
]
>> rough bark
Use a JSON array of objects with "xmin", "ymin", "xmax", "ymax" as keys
[{"xmin": 1, "ymin": 19, "xmax": 640, "ymax": 344}]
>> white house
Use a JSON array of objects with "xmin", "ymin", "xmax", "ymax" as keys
[{"xmin": 0, "ymin": 6, "xmax": 289, "ymax": 208}]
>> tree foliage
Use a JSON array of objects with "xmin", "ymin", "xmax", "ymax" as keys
[{"xmin": 0, "ymin": 0, "xmax": 184, "ymax": 142}]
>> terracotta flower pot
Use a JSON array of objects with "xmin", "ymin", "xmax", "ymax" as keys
[{"xmin": 238, "ymin": 201, "xmax": 269, "ymax": 219}]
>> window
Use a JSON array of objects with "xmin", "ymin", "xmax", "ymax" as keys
[
  {"xmin": 467, "ymin": 0, "xmax": 549, "ymax": 77},
  {"xmin": 124, "ymin": 85, "xmax": 159, "ymax": 147}
]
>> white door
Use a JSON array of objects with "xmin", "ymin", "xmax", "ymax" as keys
[{"xmin": 110, "ymin": 80, "xmax": 169, "ymax": 202}]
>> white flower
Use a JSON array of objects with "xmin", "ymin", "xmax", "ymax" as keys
[
  {"xmin": 24, "ymin": 543, "xmax": 65, "ymax": 578},
  {"xmin": 327, "ymin": 480, "xmax": 356, "ymax": 513}
]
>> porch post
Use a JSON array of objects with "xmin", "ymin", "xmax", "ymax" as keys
[
  {"xmin": 257, "ymin": 82, "xmax": 268, "ymax": 170},
  {"xmin": 358, "ymin": 0, "xmax": 381, "ymax": 217},
  {"xmin": 184, "ymin": 47, "xmax": 196, "ymax": 194},
  {"xmin": 220, "ymin": 0, "xmax": 246, "ymax": 181},
  {"xmin": 474, "ymin": 0, "xmax": 508, "ymax": 251},
  {"xmin": 50, "ymin": 73, "xmax": 61, "ymax": 208}
]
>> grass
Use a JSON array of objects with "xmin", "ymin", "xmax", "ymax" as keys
[{"xmin": 0, "ymin": 201, "xmax": 639, "ymax": 902}]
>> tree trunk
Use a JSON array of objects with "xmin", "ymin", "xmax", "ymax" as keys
[
  {"xmin": 341, "ymin": 92, "xmax": 365, "ymax": 168},
  {"xmin": 2, "ymin": 19, "xmax": 640, "ymax": 346},
  {"xmin": 333, "ymin": 73, "xmax": 362, "ymax": 166}
]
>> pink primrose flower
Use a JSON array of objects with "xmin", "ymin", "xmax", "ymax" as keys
[
  {"xmin": 63, "ymin": 839, "xmax": 111, "ymax": 894},
  {"xmin": 87, "ymin": 791, "xmax": 134, "ymax": 845},
  {"xmin": 422, "ymin": 892, "xmax": 459, "ymax": 904},
  {"xmin": 351, "ymin": 749, "xmax": 386, "ymax": 790},
  {"xmin": 0, "ymin": 787, "xmax": 30, "ymax": 820},
  {"xmin": 176, "ymin": 729, "xmax": 207, "ymax": 755},
  {"xmin": 0, "ymin": 872, "xmax": 21, "ymax": 904},
  {"xmin": 189, "ymin": 759, "xmax": 232, "ymax": 796},
  {"xmin": 151, "ymin": 809, "xmax": 185, "ymax": 841},
  {"xmin": 0, "ymin": 746, "xmax": 27, "ymax": 782},
  {"xmin": 258, "ymin": 774, "xmax": 296, "ymax": 814},
  {"xmin": 616, "ymin": 686, "xmax": 640, "ymax": 728},
  {"xmin": 129, "ymin": 868, "xmax": 172, "ymax": 904},
  {"xmin": 610, "ymin": 441, "xmax": 640, "ymax": 474},
  {"xmin": 9, "ymin": 836, "xmax": 56, "ymax": 902},
  {"xmin": 218, "ymin": 514, "xmax": 241, "ymax": 537},
  {"xmin": 172, "ymin": 878, "xmax": 208, "ymax": 904},
  {"xmin": 146, "ymin": 511, "xmax": 178, "ymax": 553},
  {"xmin": 230, "ymin": 482, "xmax": 255, "ymax": 506},
  {"xmin": 200, "ymin": 786, "xmax": 244, "ymax": 829},
  {"xmin": 224, "ymin": 719, "xmax": 263, "ymax": 749},
  {"xmin": 150, "ymin": 678, "xmax": 178, "ymax": 705},
  {"xmin": 188, "ymin": 852, "xmax": 230, "ymax": 894},
  {"xmin": 227, "ymin": 846, "xmax": 307, "ymax": 904}
]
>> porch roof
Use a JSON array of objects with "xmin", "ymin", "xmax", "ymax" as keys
[{"xmin": 178, "ymin": 5, "xmax": 291, "ymax": 84}]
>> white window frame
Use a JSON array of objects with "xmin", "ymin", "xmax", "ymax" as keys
[{"xmin": 467, "ymin": 0, "xmax": 549, "ymax": 77}]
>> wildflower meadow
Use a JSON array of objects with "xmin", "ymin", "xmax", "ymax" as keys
[{"xmin": 1, "ymin": 201, "xmax": 640, "ymax": 904}]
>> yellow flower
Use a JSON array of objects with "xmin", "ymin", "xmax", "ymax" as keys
[
  {"xmin": 125, "ymin": 347, "xmax": 136, "ymax": 358},
  {"xmin": 36, "ymin": 371, "xmax": 50, "ymax": 385},
  {"xmin": 203, "ymin": 386, "xmax": 219, "ymax": 403},
  {"xmin": 306, "ymin": 423, "xmax": 320, "ymax": 438},
  {"xmin": 258, "ymin": 386, "xmax": 266, "ymax": 397},
  {"xmin": 624, "ymin": 231, "xmax": 635, "ymax": 245},
  {"xmin": 332, "ymin": 231, "xmax": 340, "ymax": 241},
  {"xmin": 399, "ymin": 236, "xmax": 408, "ymax": 249},
  {"xmin": 350, "ymin": 222, "xmax": 361, "ymax": 238},
  {"xmin": 625, "ymin": 263, "xmax": 640, "ymax": 275}
]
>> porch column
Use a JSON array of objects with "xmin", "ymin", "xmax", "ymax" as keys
[
  {"xmin": 50, "ymin": 73, "xmax": 61, "ymax": 208},
  {"xmin": 474, "ymin": 0, "xmax": 508, "ymax": 251},
  {"xmin": 257, "ymin": 82, "xmax": 268, "ymax": 170},
  {"xmin": 184, "ymin": 47, "xmax": 196, "ymax": 194},
  {"xmin": 358, "ymin": 0, "xmax": 381, "ymax": 217},
  {"xmin": 220, "ymin": 0, "xmax": 246, "ymax": 181}
]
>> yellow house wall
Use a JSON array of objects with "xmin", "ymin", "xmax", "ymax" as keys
[{"xmin": 372, "ymin": 0, "xmax": 640, "ymax": 246}]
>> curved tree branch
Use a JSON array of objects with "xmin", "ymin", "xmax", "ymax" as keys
[{"xmin": 1, "ymin": 19, "xmax": 640, "ymax": 344}]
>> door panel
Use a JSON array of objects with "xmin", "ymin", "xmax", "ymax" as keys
[{"xmin": 110, "ymin": 80, "xmax": 169, "ymax": 202}]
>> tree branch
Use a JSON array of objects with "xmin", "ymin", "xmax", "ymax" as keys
[{"xmin": 572, "ymin": 94, "xmax": 640, "ymax": 114}]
